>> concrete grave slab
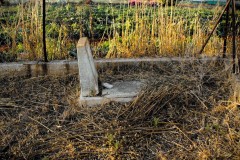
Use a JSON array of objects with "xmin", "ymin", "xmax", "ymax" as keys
[
  {"xmin": 0, "ymin": 61, "xmax": 78, "ymax": 78},
  {"xmin": 77, "ymin": 37, "xmax": 143, "ymax": 106},
  {"xmin": 102, "ymin": 81, "xmax": 142, "ymax": 98},
  {"xmin": 0, "ymin": 57, "xmax": 226, "ymax": 78},
  {"xmin": 80, "ymin": 80, "xmax": 143, "ymax": 106},
  {"xmin": 1, "ymin": 55, "xmax": 238, "ymax": 105}
]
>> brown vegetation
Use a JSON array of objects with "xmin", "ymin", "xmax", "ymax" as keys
[{"xmin": 0, "ymin": 61, "xmax": 239, "ymax": 159}]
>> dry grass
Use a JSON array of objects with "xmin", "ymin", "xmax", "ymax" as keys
[
  {"xmin": 0, "ymin": 60, "xmax": 239, "ymax": 159},
  {"xmin": 1, "ymin": 1, "xmax": 73, "ymax": 61},
  {"xmin": 105, "ymin": 4, "xmax": 225, "ymax": 58},
  {"xmin": 2, "ymin": 2, "xmax": 239, "ymax": 61},
  {"xmin": 19, "ymin": 1, "xmax": 43, "ymax": 60}
]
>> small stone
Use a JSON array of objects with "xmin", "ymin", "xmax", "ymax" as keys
[{"xmin": 102, "ymin": 83, "xmax": 113, "ymax": 89}]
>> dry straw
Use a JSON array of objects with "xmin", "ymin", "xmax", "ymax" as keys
[
  {"xmin": 106, "ymin": 3, "xmax": 224, "ymax": 58},
  {"xmin": 0, "ymin": 61, "xmax": 239, "ymax": 159}
]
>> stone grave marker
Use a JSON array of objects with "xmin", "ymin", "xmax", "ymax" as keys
[
  {"xmin": 76, "ymin": 37, "xmax": 143, "ymax": 106},
  {"xmin": 77, "ymin": 37, "xmax": 99, "ymax": 97}
]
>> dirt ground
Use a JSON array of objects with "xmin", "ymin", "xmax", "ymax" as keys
[{"xmin": 0, "ymin": 60, "xmax": 240, "ymax": 159}]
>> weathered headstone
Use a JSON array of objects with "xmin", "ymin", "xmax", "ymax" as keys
[
  {"xmin": 77, "ymin": 37, "xmax": 99, "ymax": 97},
  {"xmin": 77, "ymin": 37, "xmax": 143, "ymax": 106}
]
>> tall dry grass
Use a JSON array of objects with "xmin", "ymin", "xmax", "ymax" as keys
[
  {"xmin": 1, "ymin": 1, "xmax": 72, "ymax": 61},
  {"xmin": 105, "ymin": 4, "xmax": 224, "ymax": 58},
  {"xmin": 1, "ymin": 2, "xmax": 236, "ymax": 61},
  {"xmin": 19, "ymin": 1, "xmax": 42, "ymax": 60}
]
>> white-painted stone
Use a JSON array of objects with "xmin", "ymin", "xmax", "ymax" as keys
[
  {"xmin": 102, "ymin": 83, "xmax": 113, "ymax": 89},
  {"xmin": 77, "ymin": 37, "xmax": 99, "ymax": 96}
]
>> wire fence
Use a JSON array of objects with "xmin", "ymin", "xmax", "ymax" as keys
[{"xmin": 0, "ymin": 1, "xmax": 239, "ymax": 62}]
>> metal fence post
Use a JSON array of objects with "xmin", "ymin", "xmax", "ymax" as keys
[
  {"xmin": 43, "ymin": 0, "xmax": 48, "ymax": 62},
  {"xmin": 223, "ymin": 5, "xmax": 229, "ymax": 58},
  {"xmin": 232, "ymin": 0, "xmax": 236, "ymax": 73}
]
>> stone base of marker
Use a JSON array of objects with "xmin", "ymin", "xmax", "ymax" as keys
[{"xmin": 79, "ymin": 81, "xmax": 143, "ymax": 106}]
